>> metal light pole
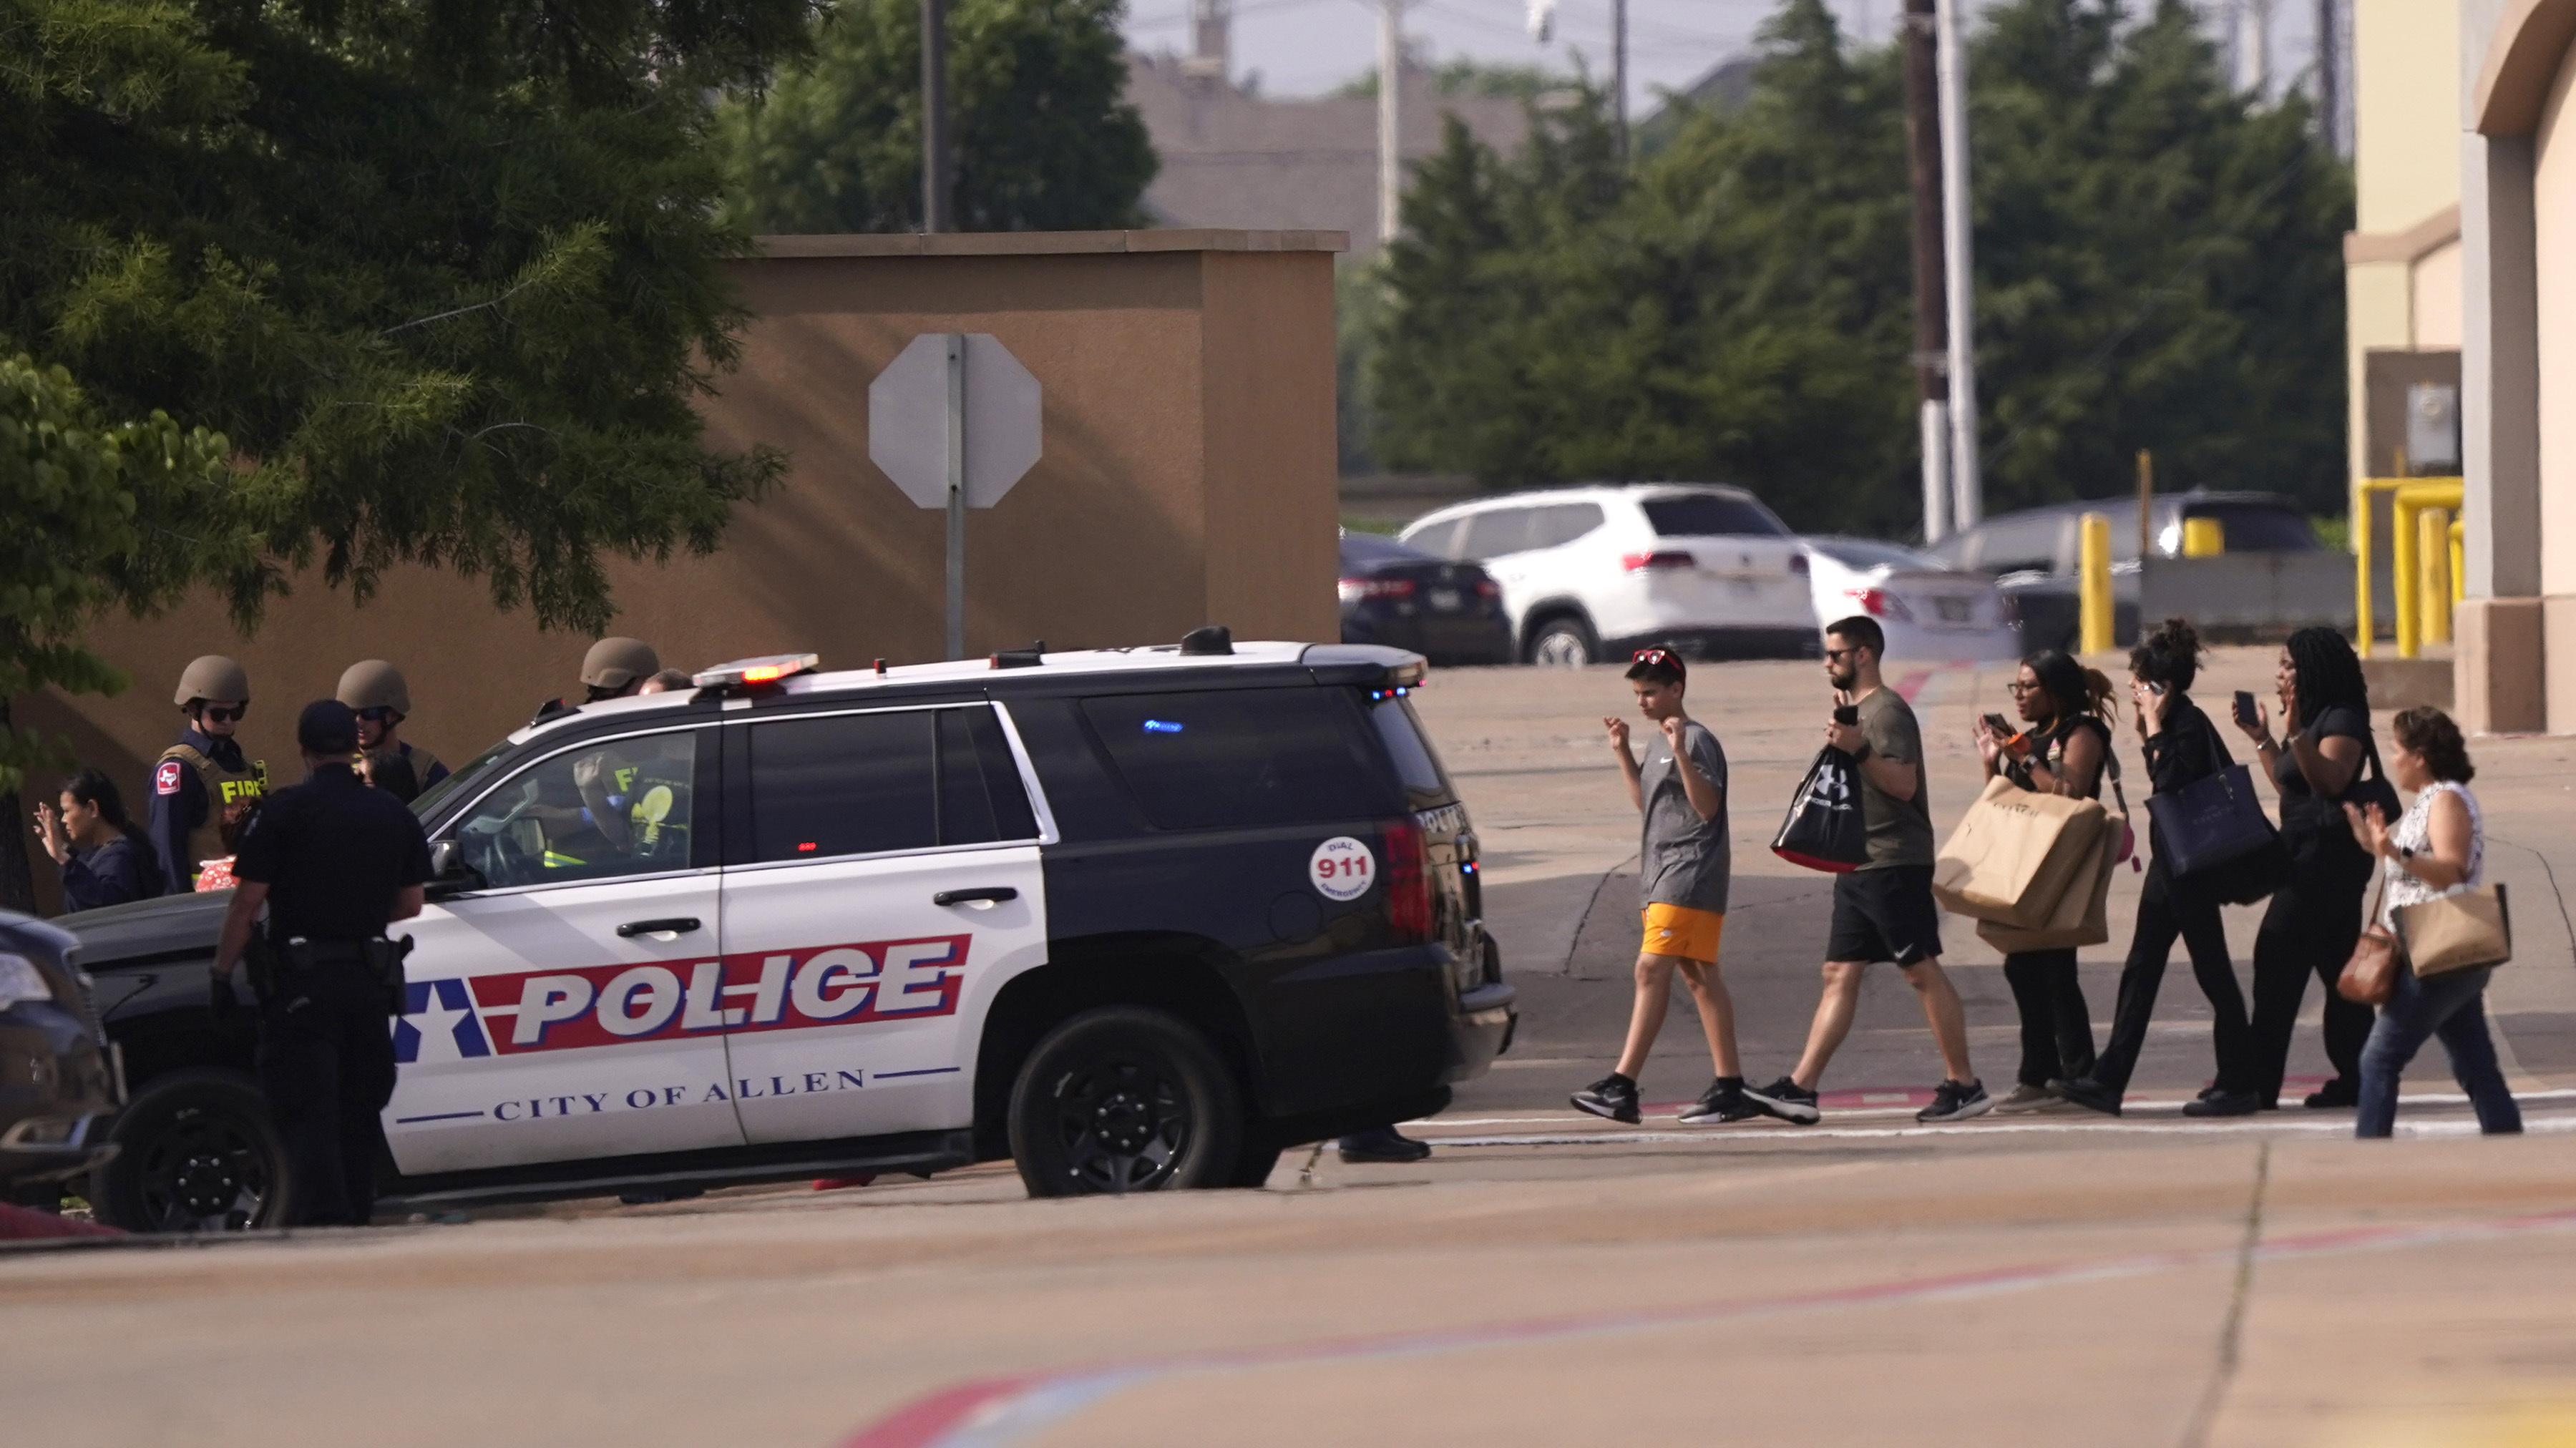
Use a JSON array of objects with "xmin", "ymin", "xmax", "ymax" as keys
[
  {"xmin": 1377, "ymin": 0, "xmax": 1402, "ymax": 243},
  {"xmin": 1901, "ymin": 0, "xmax": 1950, "ymax": 544},
  {"xmin": 1934, "ymin": 0, "xmax": 1981, "ymax": 531},
  {"xmin": 922, "ymin": 0, "xmax": 952, "ymax": 232},
  {"xmin": 1611, "ymin": 0, "xmax": 1629, "ymax": 161}
]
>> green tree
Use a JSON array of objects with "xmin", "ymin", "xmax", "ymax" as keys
[
  {"xmin": 1365, "ymin": 0, "xmax": 2351, "ymax": 537},
  {"xmin": 720, "ymin": 0, "xmax": 1156, "ymax": 233},
  {"xmin": 1, "ymin": 0, "xmax": 814, "ymax": 636}
]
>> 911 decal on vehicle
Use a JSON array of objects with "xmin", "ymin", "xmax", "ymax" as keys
[{"xmin": 393, "ymin": 934, "xmax": 971, "ymax": 1064}]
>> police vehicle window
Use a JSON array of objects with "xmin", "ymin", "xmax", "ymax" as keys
[
  {"xmin": 1641, "ymin": 494, "xmax": 1790, "ymax": 537},
  {"xmin": 748, "ymin": 712, "xmax": 940, "ymax": 861},
  {"xmin": 1080, "ymin": 689, "xmax": 1404, "ymax": 830},
  {"xmin": 411, "ymin": 738, "xmax": 514, "ymax": 821},
  {"xmin": 1371, "ymin": 697, "xmax": 1456, "ymax": 807},
  {"xmin": 937, "ymin": 708, "xmax": 1040, "ymax": 844},
  {"xmin": 447, "ymin": 730, "xmax": 698, "ymax": 890},
  {"xmin": 1460, "ymin": 508, "xmax": 1534, "ymax": 559}
]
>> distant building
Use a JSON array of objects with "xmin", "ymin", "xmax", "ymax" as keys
[{"xmin": 1126, "ymin": 53, "xmax": 1530, "ymax": 254}]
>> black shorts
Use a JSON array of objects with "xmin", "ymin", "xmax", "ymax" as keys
[{"xmin": 1828, "ymin": 865, "xmax": 1944, "ymax": 966}]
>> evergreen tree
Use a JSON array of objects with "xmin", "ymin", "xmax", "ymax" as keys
[
  {"xmin": 720, "ymin": 0, "xmax": 1156, "ymax": 234},
  {"xmin": 1365, "ymin": 0, "xmax": 2351, "ymax": 537}
]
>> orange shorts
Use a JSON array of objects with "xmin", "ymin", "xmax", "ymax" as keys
[{"xmin": 1640, "ymin": 904, "xmax": 1724, "ymax": 962}]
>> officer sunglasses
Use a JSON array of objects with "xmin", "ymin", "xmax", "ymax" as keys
[
  {"xmin": 355, "ymin": 706, "xmax": 397, "ymax": 723},
  {"xmin": 201, "ymin": 704, "xmax": 247, "ymax": 723}
]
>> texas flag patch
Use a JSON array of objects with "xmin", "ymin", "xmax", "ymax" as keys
[{"xmin": 154, "ymin": 760, "xmax": 184, "ymax": 796}]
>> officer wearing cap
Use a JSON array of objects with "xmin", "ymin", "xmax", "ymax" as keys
[
  {"xmin": 148, "ymin": 655, "xmax": 270, "ymax": 893},
  {"xmin": 532, "ymin": 637, "xmax": 659, "ymax": 723},
  {"xmin": 336, "ymin": 660, "xmax": 448, "ymax": 799},
  {"xmin": 210, "ymin": 700, "xmax": 431, "ymax": 1227}
]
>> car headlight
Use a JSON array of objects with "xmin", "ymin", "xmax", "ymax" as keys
[{"xmin": 0, "ymin": 953, "xmax": 53, "ymax": 1009}]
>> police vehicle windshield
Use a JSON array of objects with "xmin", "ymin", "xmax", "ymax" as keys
[{"xmin": 410, "ymin": 738, "xmax": 515, "ymax": 821}]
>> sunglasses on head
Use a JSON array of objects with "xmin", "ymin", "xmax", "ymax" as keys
[
  {"xmin": 201, "ymin": 704, "xmax": 246, "ymax": 724},
  {"xmin": 356, "ymin": 706, "xmax": 396, "ymax": 723},
  {"xmin": 1632, "ymin": 648, "xmax": 1678, "ymax": 667}
]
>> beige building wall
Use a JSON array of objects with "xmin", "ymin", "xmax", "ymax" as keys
[
  {"xmin": 2537, "ymin": 41, "xmax": 2576, "ymax": 598},
  {"xmin": 2412, "ymin": 239, "xmax": 2467, "ymax": 346},
  {"xmin": 2348, "ymin": 1, "xmax": 2466, "ymax": 497},
  {"xmin": 19, "ymin": 230, "xmax": 1345, "ymax": 911}
]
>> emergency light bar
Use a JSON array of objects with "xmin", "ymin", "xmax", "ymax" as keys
[{"xmin": 693, "ymin": 653, "xmax": 819, "ymax": 689}]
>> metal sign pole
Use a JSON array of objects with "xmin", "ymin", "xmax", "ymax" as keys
[{"xmin": 945, "ymin": 333, "xmax": 967, "ymax": 660}]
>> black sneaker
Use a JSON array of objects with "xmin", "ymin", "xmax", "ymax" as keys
[
  {"xmin": 2049, "ymin": 1077, "xmax": 2123, "ymax": 1117},
  {"xmin": 2303, "ymin": 1077, "xmax": 2358, "ymax": 1110},
  {"xmin": 1337, "ymin": 1125, "xmax": 1434, "ymax": 1163},
  {"xmin": 1741, "ymin": 1076, "xmax": 1821, "ymax": 1125},
  {"xmin": 1677, "ymin": 1078, "xmax": 1760, "ymax": 1124},
  {"xmin": 1571, "ymin": 1074, "xmax": 1642, "ymax": 1125},
  {"xmin": 1916, "ymin": 1078, "xmax": 1994, "ymax": 1124},
  {"xmin": 2182, "ymin": 1089, "xmax": 2260, "ymax": 1118}
]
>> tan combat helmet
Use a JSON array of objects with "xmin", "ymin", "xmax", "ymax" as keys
[
  {"xmin": 336, "ymin": 659, "xmax": 412, "ymax": 717},
  {"xmin": 173, "ymin": 655, "xmax": 250, "ymax": 709},
  {"xmin": 580, "ymin": 637, "xmax": 660, "ymax": 692}
]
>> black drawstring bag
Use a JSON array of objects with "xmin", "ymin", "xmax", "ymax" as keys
[{"xmin": 1773, "ymin": 745, "xmax": 1868, "ymax": 873}]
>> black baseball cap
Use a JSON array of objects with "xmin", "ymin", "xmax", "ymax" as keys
[{"xmin": 297, "ymin": 699, "xmax": 360, "ymax": 755}]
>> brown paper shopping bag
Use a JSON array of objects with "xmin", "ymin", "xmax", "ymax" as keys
[
  {"xmin": 1933, "ymin": 776, "xmax": 2107, "ymax": 929},
  {"xmin": 1977, "ymin": 806, "xmax": 2124, "ymax": 952}
]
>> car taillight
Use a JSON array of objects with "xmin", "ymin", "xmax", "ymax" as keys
[
  {"xmin": 1339, "ymin": 577, "xmax": 1418, "ymax": 602},
  {"xmin": 1621, "ymin": 550, "xmax": 1696, "ymax": 572},
  {"xmin": 1846, "ymin": 587, "xmax": 1915, "ymax": 622},
  {"xmin": 1385, "ymin": 816, "xmax": 1433, "ymax": 944},
  {"xmin": 1474, "ymin": 579, "xmax": 1500, "ymax": 599}
]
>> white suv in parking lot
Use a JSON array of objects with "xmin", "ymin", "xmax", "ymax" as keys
[{"xmin": 1398, "ymin": 485, "xmax": 1817, "ymax": 665}]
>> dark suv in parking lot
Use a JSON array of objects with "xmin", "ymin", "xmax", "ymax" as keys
[
  {"xmin": 54, "ymin": 635, "xmax": 1512, "ymax": 1230},
  {"xmin": 0, "ymin": 914, "xmax": 121, "ymax": 1200}
]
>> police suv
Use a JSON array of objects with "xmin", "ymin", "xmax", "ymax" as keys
[{"xmin": 61, "ymin": 634, "xmax": 1512, "ymax": 1229}]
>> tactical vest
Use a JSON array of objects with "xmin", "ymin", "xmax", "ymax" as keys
[{"xmin": 160, "ymin": 742, "xmax": 269, "ymax": 879}]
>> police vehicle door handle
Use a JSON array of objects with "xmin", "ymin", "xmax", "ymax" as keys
[
  {"xmin": 932, "ymin": 887, "xmax": 1018, "ymax": 908},
  {"xmin": 616, "ymin": 916, "xmax": 702, "ymax": 938}
]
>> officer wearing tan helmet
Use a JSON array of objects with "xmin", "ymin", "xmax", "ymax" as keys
[
  {"xmin": 531, "ymin": 637, "xmax": 660, "ymax": 723},
  {"xmin": 148, "ymin": 655, "xmax": 270, "ymax": 893},
  {"xmin": 336, "ymin": 660, "xmax": 448, "ymax": 804}
]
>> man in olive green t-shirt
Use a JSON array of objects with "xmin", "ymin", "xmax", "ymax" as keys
[{"xmin": 1742, "ymin": 615, "xmax": 1990, "ymax": 1127}]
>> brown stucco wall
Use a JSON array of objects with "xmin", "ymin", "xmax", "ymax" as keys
[{"xmin": 19, "ymin": 230, "xmax": 1343, "ymax": 913}]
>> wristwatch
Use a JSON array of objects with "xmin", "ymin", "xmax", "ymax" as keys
[{"xmin": 2400, "ymin": 845, "xmax": 2416, "ymax": 861}]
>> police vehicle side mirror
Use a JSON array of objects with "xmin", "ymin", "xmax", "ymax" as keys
[{"xmin": 426, "ymin": 838, "xmax": 484, "ymax": 897}]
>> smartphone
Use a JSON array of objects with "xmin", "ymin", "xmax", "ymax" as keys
[
  {"xmin": 2233, "ymin": 690, "xmax": 2259, "ymax": 728},
  {"xmin": 1981, "ymin": 712, "xmax": 2014, "ymax": 738},
  {"xmin": 1833, "ymin": 704, "xmax": 1859, "ymax": 727},
  {"xmin": 2144, "ymin": 681, "xmax": 2168, "ymax": 697}
]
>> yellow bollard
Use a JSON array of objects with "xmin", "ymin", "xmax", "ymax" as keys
[
  {"xmin": 2353, "ymin": 480, "xmax": 2373, "ymax": 658},
  {"xmin": 2394, "ymin": 502, "xmax": 2420, "ymax": 658},
  {"xmin": 2180, "ymin": 517, "xmax": 2224, "ymax": 557},
  {"xmin": 2420, "ymin": 506, "xmax": 2451, "ymax": 645},
  {"xmin": 2079, "ymin": 512, "xmax": 2114, "ymax": 655},
  {"xmin": 2449, "ymin": 519, "xmax": 2465, "ymax": 607}
]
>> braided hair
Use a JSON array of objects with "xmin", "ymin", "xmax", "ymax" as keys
[{"xmin": 2284, "ymin": 626, "xmax": 2368, "ymax": 726}]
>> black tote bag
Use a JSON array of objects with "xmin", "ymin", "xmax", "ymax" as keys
[
  {"xmin": 2145, "ymin": 762, "xmax": 2280, "ymax": 880},
  {"xmin": 1772, "ymin": 746, "xmax": 1868, "ymax": 873}
]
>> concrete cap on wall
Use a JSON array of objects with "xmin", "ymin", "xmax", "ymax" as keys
[
  {"xmin": 752, "ymin": 230, "xmax": 1352, "ymax": 259},
  {"xmin": 2474, "ymin": 0, "xmax": 2576, "ymax": 136}
]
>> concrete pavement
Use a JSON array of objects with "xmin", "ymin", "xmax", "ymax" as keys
[{"xmin": 8, "ymin": 654, "xmax": 2575, "ymax": 1448}]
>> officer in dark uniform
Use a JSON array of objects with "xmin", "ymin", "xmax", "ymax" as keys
[
  {"xmin": 337, "ymin": 660, "xmax": 449, "ymax": 799},
  {"xmin": 148, "ymin": 655, "xmax": 269, "ymax": 892},
  {"xmin": 531, "ymin": 637, "xmax": 659, "ymax": 723},
  {"xmin": 210, "ymin": 700, "xmax": 431, "ymax": 1227}
]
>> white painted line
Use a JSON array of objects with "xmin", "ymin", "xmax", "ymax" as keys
[{"xmin": 1419, "ymin": 1110, "xmax": 2576, "ymax": 1148}]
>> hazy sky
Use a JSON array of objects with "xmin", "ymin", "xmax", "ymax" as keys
[{"xmin": 1123, "ymin": 0, "xmax": 2326, "ymax": 115}]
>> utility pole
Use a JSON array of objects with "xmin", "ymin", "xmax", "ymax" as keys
[
  {"xmin": 1186, "ymin": 0, "xmax": 1230, "ymax": 77},
  {"xmin": 2315, "ymin": 0, "xmax": 2343, "ymax": 153},
  {"xmin": 1611, "ymin": 0, "xmax": 1629, "ymax": 161},
  {"xmin": 1377, "ymin": 0, "xmax": 1402, "ymax": 243},
  {"xmin": 1936, "ymin": 0, "xmax": 1981, "ymax": 529},
  {"xmin": 921, "ymin": 0, "xmax": 952, "ymax": 232},
  {"xmin": 1901, "ymin": 0, "xmax": 1951, "ymax": 543},
  {"xmin": 2237, "ymin": 0, "xmax": 2273, "ymax": 99}
]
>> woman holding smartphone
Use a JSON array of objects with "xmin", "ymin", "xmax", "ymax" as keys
[
  {"xmin": 2234, "ymin": 627, "xmax": 2380, "ymax": 1110},
  {"xmin": 1974, "ymin": 650, "xmax": 2117, "ymax": 1112},
  {"xmin": 2052, "ymin": 618, "xmax": 2257, "ymax": 1117}
]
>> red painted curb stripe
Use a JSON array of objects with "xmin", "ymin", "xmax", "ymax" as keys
[{"xmin": 838, "ymin": 1204, "xmax": 2576, "ymax": 1448}]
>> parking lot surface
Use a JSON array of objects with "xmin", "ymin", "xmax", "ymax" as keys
[{"xmin": 10, "ymin": 652, "xmax": 2575, "ymax": 1447}]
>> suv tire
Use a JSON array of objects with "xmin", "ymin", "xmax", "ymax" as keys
[
  {"xmin": 1527, "ymin": 616, "xmax": 1598, "ymax": 667},
  {"xmin": 90, "ymin": 1069, "xmax": 287, "ymax": 1233},
  {"xmin": 1008, "ymin": 1007, "xmax": 1245, "ymax": 1198}
]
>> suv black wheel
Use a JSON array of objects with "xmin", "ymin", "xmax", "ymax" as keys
[
  {"xmin": 1008, "ymin": 1007, "xmax": 1245, "ymax": 1198},
  {"xmin": 89, "ymin": 1070, "xmax": 286, "ymax": 1233},
  {"xmin": 1527, "ymin": 616, "xmax": 1597, "ymax": 667}
]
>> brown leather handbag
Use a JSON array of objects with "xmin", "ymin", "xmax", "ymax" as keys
[{"xmin": 2338, "ymin": 871, "xmax": 2399, "ymax": 1007}]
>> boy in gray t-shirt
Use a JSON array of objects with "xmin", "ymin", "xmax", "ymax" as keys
[{"xmin": 1571, "ymin": 649, "xmax": 1752, "ymax": 1126}]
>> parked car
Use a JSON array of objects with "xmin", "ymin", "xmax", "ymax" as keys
[
  {"xmin": 1338, "ymin": 532, "xmax": 1513, "ymax": 665},
  {"xmin": 1926, "ymin": 491, "xmax": 2329, "ymax": 651},
  {"xmin": 0, "ymin": 914, "xmax": 120, "ymax": 1201},
  {"xmin": 1398, "ymin": 485, "xmax": 1815, "ymax": 665},
  {"xmin": 58, "ymin": 635, "xmax": 1511, "ymax": 1229},
  {"xmin": 1800, "ymin": 536, "xmax": 2021, "ymax": 662}
]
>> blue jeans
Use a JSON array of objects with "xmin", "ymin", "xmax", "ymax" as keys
[{"xmin": 2355, "ymin": 964, "xmax": 2523, "ymax": 1138}]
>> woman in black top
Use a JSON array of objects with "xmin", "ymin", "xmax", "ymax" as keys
[
  {"xmin": 1975, "ymin": 650, "xmax": 2114, "ymax": 1111},
  {"xmin": 2054, "ymin": 619, "xmax": 2256, "ymax": 1117},
  {"xmin": 2235, "ymin": 627, "xmax": 2379, "ymax": 1109},
  {"xmin": 32, "ymin": 768, "xmax": 165, "ymax": 911}
]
